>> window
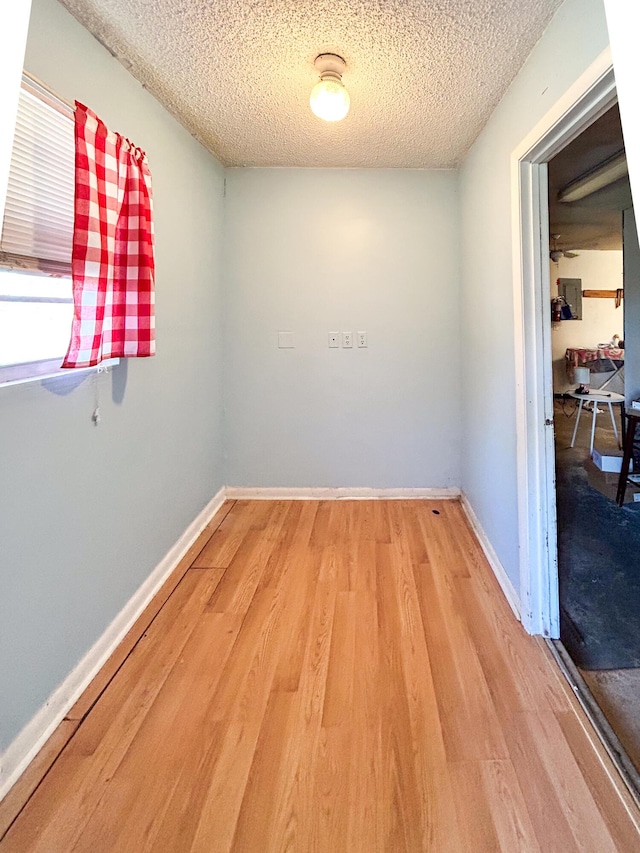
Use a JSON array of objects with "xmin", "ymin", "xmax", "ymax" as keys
[{"xmin": 0, "ymin": 74, "xmax": 76, "ymax": 385}]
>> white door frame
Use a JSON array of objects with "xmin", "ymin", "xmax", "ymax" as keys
[{"xmin": 511, "ymin": 48, "xmax": 616, "ymax": 636}]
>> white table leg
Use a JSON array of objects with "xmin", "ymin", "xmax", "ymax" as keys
[
  {"xmin": 571, "ymin": 399, "xmax": 584, "ymax": 447},
  {"xmin": 590, "ymin": 403, "xmax": 598, "ymax": 454},
  {"xmin": 607, "ymin": 402, "xmax": 620, "ymax": 447}
]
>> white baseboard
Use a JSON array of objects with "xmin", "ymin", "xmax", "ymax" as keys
[
  {"xmin": 0, "ymin": 486, "xmax": 226, "ymax": 803},
  {"xmin": 225, "ymin": 486, "xmax": 461, "ymax": 500},
  {"xmin": 460, "ymin": 492, "xmax": 521, "ymax": 621}
]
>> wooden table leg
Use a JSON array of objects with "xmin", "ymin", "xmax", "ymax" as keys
[{"xmin": 616, "ymin": 417, "xmax": 637, "ymax": 506}]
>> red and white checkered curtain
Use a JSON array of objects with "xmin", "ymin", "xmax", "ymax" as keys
[{"xmin": 63, "ymin": 103, "xmax": 155, "ymax": 368}]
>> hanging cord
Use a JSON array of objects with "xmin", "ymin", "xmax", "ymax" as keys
[
  {"xmin": 554, "ymin": 396, "xmax": 579, "ymax": 419},
  {"xmin": 91, "ymin": 368, "xmax": 103, "ymax": 425},
  {"xmin": 91, "ymin": 362, "xmax": 112, "ymax": 425}
]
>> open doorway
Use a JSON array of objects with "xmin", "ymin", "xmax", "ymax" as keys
[
  {"xmin": 547, "ymin": 104, "xmax": 640, "ymax": 779},
  {"xmin": 512, "ymin": 50, "xmax": 640, "ymax": 798}
]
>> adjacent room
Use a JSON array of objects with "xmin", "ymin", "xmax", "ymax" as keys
[
  {"xmin": 1, "ymin": 0, "xmax": 639, "ymax": 849},
  {"xmin": 546, "ymin": 103, "xmax": 640, "ymax": 786}
]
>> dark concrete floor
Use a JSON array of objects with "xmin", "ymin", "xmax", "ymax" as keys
[{"xmin": 554, "ymin": 396, "xmax": 640, "ymax": 772}]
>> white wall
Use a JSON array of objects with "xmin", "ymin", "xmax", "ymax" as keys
[
  {"xmin": 0, "ymin": 0, "xmax": 225, "ymax": 758},
  {"xmin": 459, "ymin": 0, "xmax": 611, "ymax": 596},
  {"xmin": 604, "ymin": 1, "xmax": 640, "ymax": 214},
  {"xmin": 624, "ymin": 208, "xmax": 640, "ymax": 404},
  {"xmin": 223, "ymin": 168, "xmax": 461, "ymax": 489},
  {"xmin": 550, "ymin": 251, "xmax": 623, "ymax": 391}
]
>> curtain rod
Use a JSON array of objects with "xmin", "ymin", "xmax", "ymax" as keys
[{"xmin": 22, "ymin": 70, "xmax": 75, "ymax": 116}]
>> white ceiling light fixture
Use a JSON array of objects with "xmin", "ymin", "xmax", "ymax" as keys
[
  {"xmin": 310, "ymin": 54, "xmax": 350, "ymax": 122},
  {"xmin": 557, "ymin": 151, "xmax": 628, "ymax": 203}
]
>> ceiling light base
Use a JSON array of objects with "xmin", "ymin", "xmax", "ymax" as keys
[{"xmin": 314, "ymin": 54, "xmax": 347, "ymax": 79}]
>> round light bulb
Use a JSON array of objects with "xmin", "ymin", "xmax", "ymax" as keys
[{"xmin": 310, "ymin": 79, "xmax": 350, "ymax": 122}]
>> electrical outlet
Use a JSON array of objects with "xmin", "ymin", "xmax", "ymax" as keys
[
  {"xmin": 342, "ymin": 332, "xmax": 353, "ymax": 348},
  {"xmin": 357, "ymin": 331, "xmax": 367, "ymax": 348},
  {"xmin": 329, "ymin": 332, "xmax": 340, "ymax": 348}
]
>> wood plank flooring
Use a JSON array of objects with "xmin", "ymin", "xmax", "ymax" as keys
[{"xmin": 2, "ymin": 499, "xmax": 639, "ymax": 851}]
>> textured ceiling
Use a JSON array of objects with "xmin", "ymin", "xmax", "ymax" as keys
[{"xmin": 58, "ymin": 0, "xmax": 564, "ymax": 168}]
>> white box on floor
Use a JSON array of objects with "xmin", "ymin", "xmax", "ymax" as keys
[
  {"xmin": 591, "ymin": 448, "xmax": 631, "ymax": 473},
  {"xmin": 584, "ymin": 459, "xmax": 640, "ymax": 504}
]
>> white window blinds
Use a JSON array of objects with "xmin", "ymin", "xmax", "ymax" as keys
[{"xmin": 0, "ymin": 75, "xmax": 74, "ymax": 276}]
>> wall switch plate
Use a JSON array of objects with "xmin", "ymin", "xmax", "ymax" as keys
[
  {"xmin": 328, "ymin": 332, "xmax": 340, "ymax": 348},
  {"xmin": 357, "ymin": 331, "xmax": 367, "ymax": 348},
  {"xmin": 278, "ymin": 331, "xmax": 295, "ymax": 348},
  {"xmin": 342, "ymin": 332, "xmax": 353, "ymax": 348}
]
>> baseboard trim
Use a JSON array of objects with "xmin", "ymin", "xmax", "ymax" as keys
[
  {"xmin": 225, "ymin": 486, "xmax": 461, "ymax": 500},
  {"xmin": 0, "ymin": 487, "xmax": 226, "ymax": 803},
  {"xmin": 460, "ymin": 492, "xmax": 521, "ymax": 621}
]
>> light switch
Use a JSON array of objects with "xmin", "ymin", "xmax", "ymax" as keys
[
  {"xmin": 278, "ymin": 331, "xmax": 295, "ymax": 348},
  {"xmin": 329, "ymin": 332, "xmax": 340, "ymax": 348},
  {"xmin": 342, "ymin": 332, "xmax": 353, "ymax": 348}
]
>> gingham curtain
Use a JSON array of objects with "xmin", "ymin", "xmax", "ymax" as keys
[{"xmin": 62, "ymin": 102, "xmax": 155, "ymax": 368}]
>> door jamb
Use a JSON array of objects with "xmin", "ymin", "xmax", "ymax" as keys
[{"xmin": 511, "ymin": 48, "xmax": 616, "ymax": 636}]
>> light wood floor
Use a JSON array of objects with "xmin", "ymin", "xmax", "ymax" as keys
[{"xmin": 2, "ymin": 499, "xmax": 639, "ymax": 852}]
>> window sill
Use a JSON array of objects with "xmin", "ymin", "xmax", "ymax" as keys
[{"xmin": 0, "ymin": 357, "xmax": 119, "ymax": 388}]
